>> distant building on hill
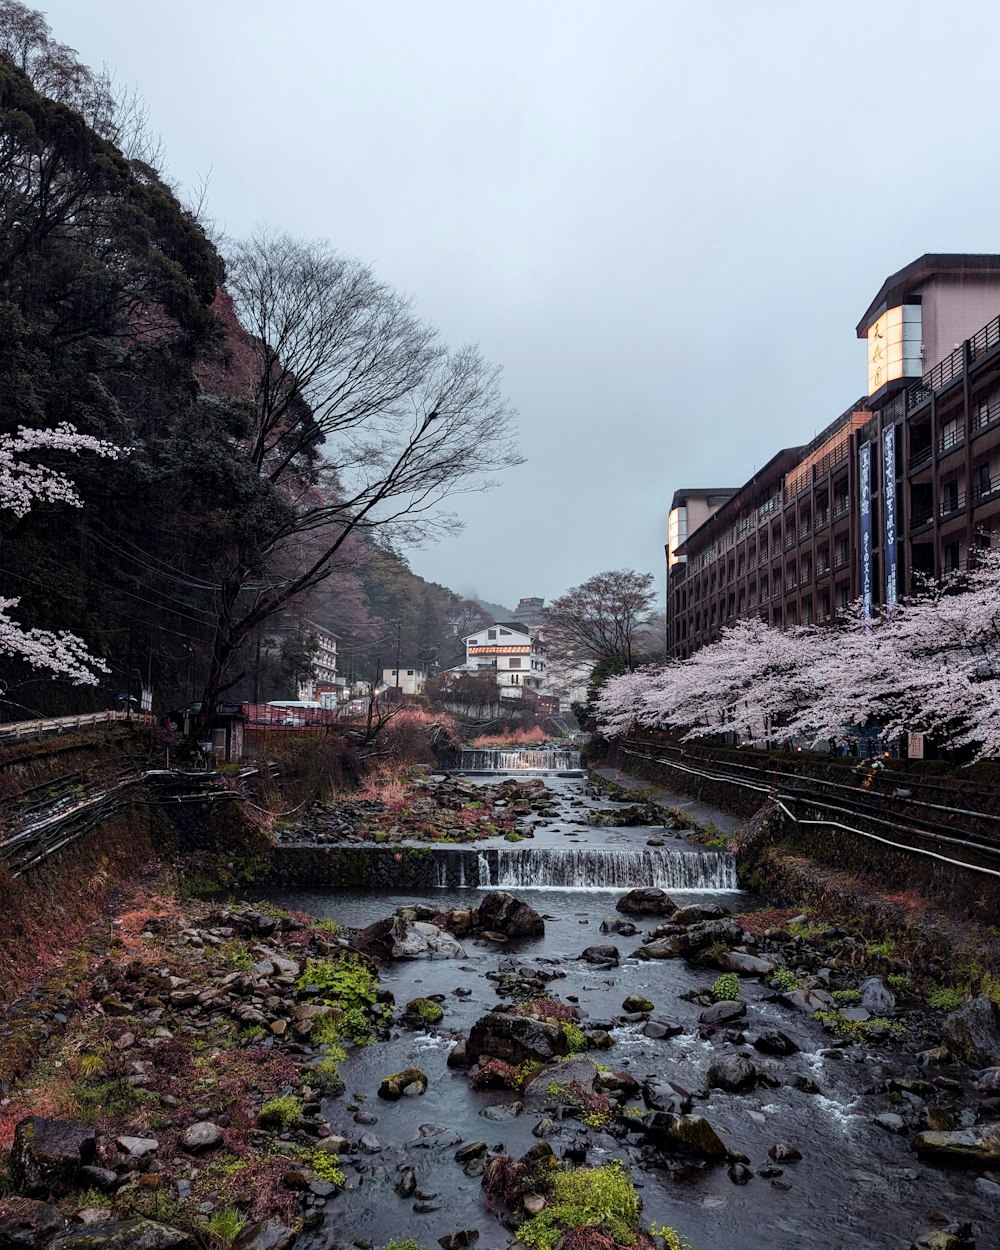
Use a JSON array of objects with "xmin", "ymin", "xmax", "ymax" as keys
[
  {"xmin": 462, "ymin": 620, "xmax": 545, "ymax": 699},
  {"xmin": 512, "ymin": 596, "xmax": 545, "ymax": 628}
]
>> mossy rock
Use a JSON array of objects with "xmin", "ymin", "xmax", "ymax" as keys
[
  {"xmin": 405, "ymin": 997, "xmax": 444, "ymax": 1025},
  {"xmin": 378, "ymin": 1067, "xmax": 428, "ymax": 1100}
]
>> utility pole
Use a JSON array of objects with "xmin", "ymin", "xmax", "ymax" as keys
[{"xmin": 394, "ymin": 619, "xmax": 401, "ymax": 692}]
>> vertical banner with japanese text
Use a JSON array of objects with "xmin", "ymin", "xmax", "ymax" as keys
[
  {"xmin": 883, "ymin": 425, "xmax": 897, "ymax": 610},
  {"xmin": 859, "ymin": 441, "xmax": 873, "ymax": 620}
]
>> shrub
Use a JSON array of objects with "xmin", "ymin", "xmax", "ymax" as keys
[
  {"xmin": 710, "ymin": 973, "xmax": 741, "ymax": 1003},
  {"xmin": 385, "ymin": 1241, "xmax": 423, "ymax": 1250},
  {"xmin": 771, "ymin": 968, "xmax": 797, "ymax": 993},
  {"xmin": 831, "ymin": 989, "xmax": 861, "ymax": 1005},
  {"xmin": 561, "ymin": 1021, "xmax": 588, "ymax": 1053},
  {"xmin": 338, "ymin": 1007, "xmax": 375, "ymax": 1045},
  {"xmin": 297, "ymin": 956, "xmax": 378, "ymax": 1013},
  {"xmin": 301, "ymin": 1148, "xmax": 346, "ymax": 1188},
  {"xmin": 206, "ymin": 1208, "xmax": 247, "ymax": 1249},
  {"xmin": 887, "ymin": 973, "xmax": 912, "ymax": 993},
  {"xmin": 259, "ymin": 1096, "xmax": 302, "ymax": 1129},
  {"xmin": 407, "ymin": 998, "xmax": 444, "ymax": 1024},
  {"xmin": 471, "ymin": 1059, "xmax": 521, "ymax": 1091},
  {"xmin": 865, "ymin": 939, "xmax": 897, "ymax": 959},
  {"xmin": 650, "ymin": 1227, "xmax": 693, "ymax": 1250},
  {"xmin": 516, "ymin": 1162, "xmax": 641, "ymax": 1250},
  {"xmin": 927, "ymin": 986, "xmax": 965, "ymax": 1011}
]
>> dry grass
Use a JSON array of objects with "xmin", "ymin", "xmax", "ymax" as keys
[{"xmin": 471, "ymin": 726, "xmax": 549, "ymax": 748}]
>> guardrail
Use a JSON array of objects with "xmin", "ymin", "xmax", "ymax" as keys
[
  {"xmin": 0, "ymin": 710, "xmax": 156, "ymax": 742},
  {"xmin": 618, "ymin": 737, "xmax": 1000, "ymax": 880}
]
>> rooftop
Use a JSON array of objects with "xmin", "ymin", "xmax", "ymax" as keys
[{"xmin": 856, "ymin": 253, "xmax": 1000, "ymax": 337}]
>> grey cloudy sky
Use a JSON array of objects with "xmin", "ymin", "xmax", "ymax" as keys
[{"xmin": 39, "ymin": 0, "xmax": 1000, "ymax": 610}]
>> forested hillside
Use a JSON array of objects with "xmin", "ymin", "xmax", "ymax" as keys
[{"xmin": 0, "ymin": 4, "xmax": 516, "ymax": 720}]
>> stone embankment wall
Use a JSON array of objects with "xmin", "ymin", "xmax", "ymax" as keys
[{"xmin": 268, "ymin": 844, "xmax": 493, "ymax": 890}]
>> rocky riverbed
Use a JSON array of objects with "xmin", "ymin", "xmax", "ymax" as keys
[{"xmin": 0, "ymin": 772, "xmax": 997, "ymax": 1250}]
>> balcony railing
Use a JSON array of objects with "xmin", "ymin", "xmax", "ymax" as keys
[
  {"xmin": 832, "ymin": 498, "xmax": 850, "ymax": 521},
  {"xmin": 816, "ymin": 562, "xmax": 831, "ymax": 577},
  {"xmin": 908, "ymin": 444, "xmax": 932, "ymax": 471},
  {"xmin": 799, "ymin": 522, "xmax": 811, "ymax": 540},
  {"xmin": 785, "ymin": 533, "xmax": 797, "ymax": 550},
  {"xmin": 784, "ymin": 577, "xmax": 798, "ymax": 592},
  {"xmin": 940, "ymin": 490, "xmax": 966, "ymax": 519},
  {"xmin": 814, "ymin": 510, "xmax": 829, "ymax": 528},
  {"xmin": 973, "ymin": 473, "xmax": 1000, "ymax": 504},
  {"xmin": 972, "ymin": 400, "xmax": 1000, "ymax": 434},
  {"xmin": 937, "ymin": 427, "xmax": 965, "ymax": 455},
  {"xmin": 910, "ymin": 502, "xmax": 933, "ymax": 528},
  {"xmin": 833, "ymin": 551, "xmax": 850, "ymax": 569}
]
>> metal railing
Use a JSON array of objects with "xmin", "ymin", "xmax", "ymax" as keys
[
  {"xmin": 832, "ymin": 498, "xmax": 850, "ymax": 521},
  {"xmin": 908, "ymin": 444, "xmax": 932, "ymax": 471},
  {"xmin": 937, "ymin": 427, "xmax": 965, "ymax": 455},
  {"xmin": 910, "ymin": 502, "xmax": 933, "ymax": 528},
  {"xmin": 833, "ymin": 550, "xmax": 850, "ymax": 569},
  {"xmin": 940, "ymin": 489, "xmax": 966, "ymax": 519},
  {"xmin": 973, "ymin": 472, "xmax": 1000, "ymax": 504},
  {"xmin": 972, "ymin": 400, "xmax": 1000, "ymax": 434},
  {"xmin": 0, "ymin": 710, "xmax": 156, "ymax": 742}
]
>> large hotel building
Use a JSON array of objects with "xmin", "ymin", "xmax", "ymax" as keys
[{"xmin": 666, "ymin": 255, "xmax": 1000, "ymax": 659}]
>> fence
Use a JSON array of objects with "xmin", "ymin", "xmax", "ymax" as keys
[{"xmin": 0, "ymin": 710, "xmax": 156, "ymax": 742}]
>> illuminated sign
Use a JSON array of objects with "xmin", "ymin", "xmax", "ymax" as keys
[
  {"xmin": 468, "ymin": 644, "xmax": 531, "ymax": 656},
  {"xmin": 867, "ymin": 305, "xmax": 921, "ymax": 395},
  {"xmin": 859, "ymin": 442, "xmax": 872, "ymax": 620}
]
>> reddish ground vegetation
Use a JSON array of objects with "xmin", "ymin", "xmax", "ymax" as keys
[
  {"xmin": 731, "ymin": 906, "xmax": 803, "ymax": 939},
  {"xmin": 471, "ymin": 726, "xmax": 549, "ymax": 748},
  {"xmin": 471, "ymin": 1058, "xmax": 521, "ymax": 1090},
  {"xmin": 517, "ymin": 996, "xmax": 580, "ymax": 1023}
]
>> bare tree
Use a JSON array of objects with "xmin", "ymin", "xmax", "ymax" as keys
[
  {"xmin": 543, "ymin": 569, "xmax": 657, "ymax": 672},
  {"xmin": 192, "ymin": 229, "xmax": 522, "ymax": 739}
]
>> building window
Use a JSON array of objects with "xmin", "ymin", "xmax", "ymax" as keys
[
  {"xmin": 942, "ymin": 479, "xmax": 959, "ymax": 515},
  {"xmin": 406, "ymin": 669, "xmax": 414, "ymax": 676},
  {"xmin": 508, "ymin": 658, "xmax": 521, "ymax": 668},
  {"xmin": 487, "ymin": 629, "xmax": 496, "ymax": 640},
  {"xmin": 974, "ymin": 463, "xmax": 992, "ymax": 501},
  {"xmin": 944, "ymin": 541, "xmax": 960, "ymax": 572}
]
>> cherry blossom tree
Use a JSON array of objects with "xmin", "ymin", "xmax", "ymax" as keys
[
  {"xmin": 598, "ymin": 548, "xmax": 1000, "ymax": 761},
  {"xmin": 1, "ymin": 424, "xmax": 121, "ymax": 686}
]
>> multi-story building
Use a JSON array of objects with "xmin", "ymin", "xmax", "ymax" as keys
[
  {"xmin": 382, "ymin": 667, "xmax": 427, "ymax": 696},
  {"xmin": 462, "ymin": 621, "xmax": 546, "ymax": 698},
  {"xmin": 512, "ymin": 596, "xmax": 546, "ymax": 628},
  {"xmin": 668, "ymin": 254, "xmax": 1000, "ymax": 659}
]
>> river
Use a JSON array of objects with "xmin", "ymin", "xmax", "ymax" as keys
[{"xmin": 262, "ymin": 760, "xmax": 991, "ymax": 1250}]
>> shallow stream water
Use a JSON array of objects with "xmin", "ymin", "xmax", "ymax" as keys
[{"xmin": 263, "ymin": 770, "xmax": 992, "ymax": 1250}]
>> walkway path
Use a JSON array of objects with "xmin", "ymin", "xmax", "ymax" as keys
[{"xmin": 592, "ymin": 764, "xmax": 744, "ymax": 835}]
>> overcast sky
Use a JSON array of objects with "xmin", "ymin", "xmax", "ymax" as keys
[{"xmin": 39, "ymin": 1, "xmax": 1000, "ymax": 610}]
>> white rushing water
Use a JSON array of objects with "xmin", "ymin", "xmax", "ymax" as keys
[
  {"xmin": 429, "ymin": 844, "xmax": 738, "ymax": 891},
  {"xmin": 457, "ymin": 748, "xmax": 582, "ymax": 771}
]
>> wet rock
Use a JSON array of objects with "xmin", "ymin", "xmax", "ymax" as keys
[
  {"xmin": 447, "ymin": 1040, "xmax": 470, "ymax": 1068},
  {"xmin": 909, "ymin": 1224, "xmax": 976, "ymax": 1250},
  {"xmin": 179, "ymin": 1122, "xmax": 223, "ymax": 1154},
  {"xmin": 403, "ymin": 997, "xmax": 444, "ymax": 1026},
  {"xmin": 643, "ymin": 1018, "xmax": 684, "ymax": 1039},
  {"xmin": 232, "ymin": 1218, "xmax": 298, "ymax": 1250},
  {"xmin": 579, "ymin": 944, "xmax": 619, "ymax": 966},
  {"xmin": 671, "ymin": 902, "xmax": 731, "ymax": 925},
  {"xmin": 942, "ymin": 997, "xmax": 1000, "ymax": 1066},
  {"xmin": 622, "ymin": 995, "xmax": 654, "ymax": 1013},
  {"xmin": 395, "ymin": 1167, "xmax": 417, "ymax": 1197},
  {"xmin": 858, "ymin": 975, "xmax": 896, "ymax": 1013},
  {"xmin": 480, "ymin": 1101, "xmax": 523, "ymax": 1122},
  {"xmin": 353, "ymin": 1109, "xmax": 378, "ymax": 1125},
  {"xmin": 767, "ymin": 1143, "xmax": 802, "ymax": 1162},
  {"xmin": 706, "ymin": 1056, "xmax": 762, "ymax": 1093},
  {"xmin": 616, "ymin": 887, "xmax": 677, "ymax": 916},
  {"xmin": 595, "ymin": 1070, "xmax": 640, "ymax": 1098},
  {"xmin": 784, "ymin": 988, "xmax": 835, "ymax": 1013},
  {"xmin": 438, "ymin": 1231, "xmax": 480, "ymax": 1250},
  {"xmin": 638, "ymin": 1112, "xmax": 728, "ymax": 1160},
  {"xmin": 713, "ymin": 951, "xmax": 775, "ymax": 977},
  {"xmin": 454, "ymin": 1141, "xmax": 488, "ymax": 1163},
  {"xmin": 911, "ymin": 1124, "xmax": 1000, "ymax": 1165},
  {"xmin": 354, "ymin": 914, "xmax": 466, "ymax": 960},
  {"xmin": 875, "ymin": 1113, "xmax": 908, "ymax": 1134},
  {"xmin": 0, "ymin": 1199, "xmax": 65, "ymax": 1248},
  {"xmin": 358, "ymin": 1134, "xmax": 382, "ymax": 1153},
  {"xmin": 378, "ymin": 1067, "xmax": 428, "ymax": 1100},
  {"xmin": 640, "ymin": 918, "xmax": 743, "ymax": 959},
  {"xmin": 642, "ymin": 1078, "xmax": 693, "ymax": 1115},
  {"xmin": 699, "ymin": 1000, "xmax": 746, "ymax": 1027},
  {"xmin": 728, "ymin": 1162, "xmax": 753, "ymax": 1184},
  {"xmin": 752, "ymin": 1030, "xmax": 798, "ymax": 1056},
  {"xmin": 467, "ymin": 1012, "xmax": 569, "ymax": 1066},
  {"xmin": 115, "ymin": 1135, "xmax": 161, "ymax": 1159},
  {"xmin": 49, "ymin": 1219, "xmax": 196, "ymax": 1250},
  {"xmin": 600, "ymin": 917, "xmax": 638, "ymax": 936},
  {"xmin": 975, "ymin": 1066, "xmax": 1000, "ymax": 1094},
  {"xmin": 476, "ymin": 892, "xmax": 544, "ymax": 937},
  {"xmin": 11, "ymin": 1119, "xmax": 97, "ymax": 1197}
]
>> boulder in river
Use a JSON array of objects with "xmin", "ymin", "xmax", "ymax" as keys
[
  {"xmin": 706, "ymin": 1056, "xmax": 763, "ymax": 1093},
  {"xmin": 476, "ymin": 891, "xmax": 544, "ymax": 937},
  {"xmin": 233, "ymin": 1220, "xmax": 299, "ymax": 1250},
  {"xmin": 941, "ymin": 997, "xmax": 1000, "ymax": 1066},
  {"xmin": 378, "ymin": 1067, "xmax": 428, "ymax": 1100},
  {"xmin": 579, "ymin": 944, "xmax": 620, "ymax": 965},
  {"xmin": 712, "ymin": 950, "xmax": 776, "ymax": 976},
  {"xmin": 352, "ymin": 915, "xmax": 467, "ymax": 960},
  {"xmin": 699, "ymin": 1000, "xmax": 746, "ymax": 1027},
  {"xmin": 671, "ymin": 902, "xmax": 731, "ymax": 925},
  {"xmin": 638, "ymin": 1112, "xmax": 728, "ymax": 1160},
  {"xmin": 752, "ymin": 1029, "xmax": 798, "ymax": 1056},
  {"xmin": 616, "ymin": 887, "xmax": 677, "ymax": 915},
  {"xmin": 909, "ymin": 1223, "xmax": 976, "ymax": 1250},
  {"xmin": 911, "ymin": 1123, "xmax": 1000, "ymax": 1166},
  {"xmin": 10, "ymin": 1118, "xmax": 97, "ymax": 1198},
  {"xmin": 639, "ymin": 917, "xmax": 743, "ymax": 960},
  {"xmin": 467, "ymin": 1012, "xmax": 569, "ymax": 1066},
  {"xmin": 642, "ymin": 1077, "xmax": 693, "ymax": 1115}
]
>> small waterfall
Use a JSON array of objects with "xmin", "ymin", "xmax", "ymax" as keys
[
  {"xmin": 485, "ymin": 845, "xmax": 738, "ymax": 891},
  {"xmin": 457, "ymin": 748, "xmax": 582, "ymax": 771}
]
